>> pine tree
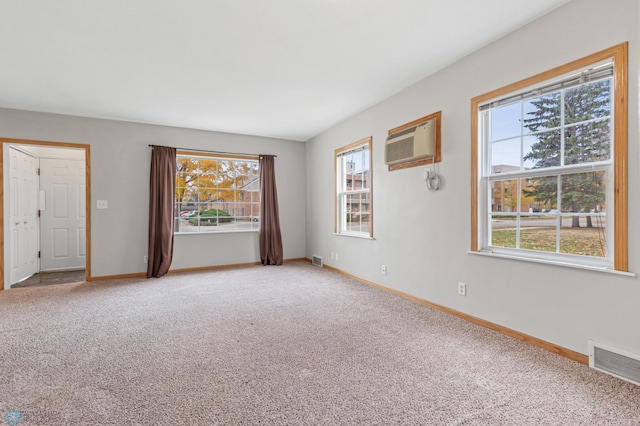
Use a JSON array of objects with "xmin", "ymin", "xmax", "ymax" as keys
[{"xmin": 522, "ymin": 79, "xmax": 610, "ymax": 227}]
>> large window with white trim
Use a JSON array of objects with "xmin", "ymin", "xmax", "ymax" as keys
[
  {"xmin": 471, "ymin": 44, "xmax": 627, "ymax": 271},
  {"xmin": 335, "ymin": 137, "xmax": 373, "ymax": 238},
  {"xmin": 175, "ymin": 153, "xmax": 260, "ymax": 233}
]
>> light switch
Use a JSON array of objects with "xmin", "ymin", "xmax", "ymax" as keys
[{"xmin": 96, "ymin": 200, "xmax": 108, "ymax": 209}]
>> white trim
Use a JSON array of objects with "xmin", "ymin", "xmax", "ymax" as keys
[
  {"xmin": 333, "ymin": 233, "xmax": 375, "ymax": 240},
  {"xmin": 469, "ymin": 250, "xmax": 634, "ymax": 277},
  {"xmin": 175, "ymin": 229, "xmax": 259, "ymax": 236}
]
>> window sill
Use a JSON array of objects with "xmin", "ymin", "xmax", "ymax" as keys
[
  {"xmin": 334, "ymin": 233, "xmax": 375, "ymax": 240},
  {"xmin": 468, "ymin": 250, "xmax": 635, "ymax": 277},
  {"xmin": 175, "ymin": 229, "xmax": 259, "ymax": 236}
]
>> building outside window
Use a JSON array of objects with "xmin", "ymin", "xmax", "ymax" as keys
[{"xmin": 175, "ymin": 153, "xmax": 260, "ymax": 233}]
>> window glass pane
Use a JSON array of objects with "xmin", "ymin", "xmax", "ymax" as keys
[
  {"xmin": 523, "ymin": 130, "xmax": 561, "ymax": 168},
  {"xmin": 356, "ymin": 149, "xmax": 370, "ymax": 190},
  {"xmin": 490, "ymin": 179, "xmax": 519, "ymax": 213},
  {"xmin": 521, "ymin": 174, "xmax": 559, "ymax": 253},
  {"xmin": 520, "ymin": 213, "xmax": 557, "ymax": 253},
  {"xmin": 198, "ymin": 159, "xmax": 218, "ymax": 178},
  {"xmin": 559, "ymin": 227, "xmax": 606, "ymax": 257},
  {"xmin": 522, "ymin": 175, "xmax": 558, "ymax": 213},
  {"xmin": 218, "ymin": 161, "xmax": 234, "ymax": 194},
  {"xmin": 188, "ymin": 210, "xmax": 202, "ymax": 231},
  {"xmin": 491, "ymin": 138, "xmax": 521, "ymax": 172},
  {"xmin": 359, "ymin": 217, "xmax": 370, "ymax": 235},
  {"xmin": 249, "ymin": 203, "xmax": 260, "ymax": 223},
  {"xmin": 564, "ymin": 79, "xmax": 611, "ymax": 125},
  {"xmin": 560, "ymin": 171, "xmax": 606, "ymax": 214},
  {"xmin": 177, "ymin": 159, "xmax": 198, "ymax": 192},
  {"xmin": 179, "ymin": 187, "xmax": 199, "ymax": 204},
  {"xmin": 217, "ymin": 159, "xmax": 231, "ymax": 173},
  {"xmin": 342, "ymin": 150, "xmax": 370, "ymax": 192},
  {"xmin": 198, "ymin": 188, "xmax": 217, "ymax": 203},
  {"xmin": 235, "ymin": 202, "xmax": 250, "ymax": 219},
  {"xmin": 235, "ymin": 174, "xmax": 249, "ymax": 189},
  {"xmin": 360, "ymin": 193, "xmax": 370, "ymax": 234},
  {"xmin": 234, "ymin": 190, "xmax": 246, "ymax": 204},
  {"xmin": 560, "ymin": 172, "xmax": 607, "ymax": 257},
  {"xmin": 345, "ymin": 176, "xmax": 353, "ymax": 192},
  {"xmin": 341, "ymin": 156, "xmax": 351, "ymax": 191},
  {"xmin": 523, "ymin": 92, "xmax": 561, "ymax": 133},
  {"xmin": 564, "ymin": 120, "xmax": 611, "ymax": 165},
  {"xmin": 522, "ymin": 135, "xmax": 538, "ymax": 170},
  {"xmin": 346, "ymin": 193, "xmax": 357, "ymax": 231},
  {"xmin": 521, "ymin": 178, "xmax": 539, "ymax": 213},
  {"xmin": 345, "ymin": 193, "xmax": 366, "ymax": 233},
  {"xmin": 177, "ymin": 157, "xmax": 196, "ymax": 174},
  {"xmin": 490, "ymin": 217, "xmax": 516, "ymax": 248},
  {"xmin": 490, "ymin": 103, "xmax": 521, "ymax": 141}
]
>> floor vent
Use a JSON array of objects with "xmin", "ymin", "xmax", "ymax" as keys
[
  {"xmin": 589, "ymin": 340, "xmax": 640, "ymax": 386},
  {"xmin": 312, "ymin": 255, "xmax": 323, "ymax": 267}
]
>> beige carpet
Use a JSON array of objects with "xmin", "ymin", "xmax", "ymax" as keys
[{"xmin": 0, "ymin": 261, "xmax": 639, "ymax": 425}]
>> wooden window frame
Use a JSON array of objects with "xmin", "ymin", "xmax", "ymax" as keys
[
  {"xmin": 470, "ymin": 43, "xmax": 628, "ymax": 271},
  {"xmin": 334, "ymin": 136, "xmax": 373, "ymax": 238}
]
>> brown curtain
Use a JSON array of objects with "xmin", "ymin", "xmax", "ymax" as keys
[
  {"xmin": 259, "ymin": 155, "xmax": 283, "ymax": 265},
  {"xmin": 147, "ymin": 146, "xmax": 177, "ymax": 278}
]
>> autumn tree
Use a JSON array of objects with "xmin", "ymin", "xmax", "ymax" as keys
[{"xmin": 176, "ymin": 157, "xmax": 258, "ymax": 215}]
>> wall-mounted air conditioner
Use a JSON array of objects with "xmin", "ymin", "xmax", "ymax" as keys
[{"xmin": 384, "ymin": 118, "xmax": 436, "ymax": 165}]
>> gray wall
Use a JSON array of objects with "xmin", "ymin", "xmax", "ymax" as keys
[
  {"xmin": 0, "ymin": 108, "xmax": 306, "ymax": 277},
  {"xmin": 305, "ymin": 0, "xmax": 640, "ymax": 356}
]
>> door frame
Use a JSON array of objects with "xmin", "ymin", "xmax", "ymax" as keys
[{"xmin": 1, "ymin": 137, "xmax": 91, "ymax": 290}]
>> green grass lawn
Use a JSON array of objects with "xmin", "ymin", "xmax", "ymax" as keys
[{"xmin": 492, "ymin": 227, "xmax": 607, "ymax": 257}]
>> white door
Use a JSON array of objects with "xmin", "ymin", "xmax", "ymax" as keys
[
  {"xmin": 8, "ymin": 148, "xmax": 39, "ymax": 285},
  {"xmin": 39, "ymin": 158, "xmax": 86, "ymax": 271}
]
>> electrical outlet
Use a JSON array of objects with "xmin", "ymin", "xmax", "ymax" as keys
[
  {"xmin": 381, "ymin": 265, "xmax": 387, "ymax": 275},
  {"xmin": 144, "ymin": 255, "xmax": 148, "ymax": 264},
  {"xmin": 335, "ymin": 253, "xmax": 339, "ymax": 261},
  {"xmin": 330, "ymin": 252, "xmax": 335, "ymax": 260},
  {"xmin": 458, "ymin": 282, "xmax": 466, "ymax": 296}
]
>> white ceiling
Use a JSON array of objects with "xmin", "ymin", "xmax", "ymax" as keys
[{"xmin": 0, "ymin": 0, "xmax": 570, "ymax": 142}]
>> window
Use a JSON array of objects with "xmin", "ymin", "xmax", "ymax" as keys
[
  {"xmin": 175, "ymin": 152, "xmax": 260, "ymax": 233},
  {"xmin": 335, "ymin": 137, "xmax": 373, "ymax": 238},
  {"xmin": 471, "ymin": 44, "xmax": 627, "ymax": 271}
]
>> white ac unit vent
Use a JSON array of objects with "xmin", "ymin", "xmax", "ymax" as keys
[
  {"xmin": 589, "ymin": 340, "xmax": 640, "ymax": 386},
  {"xmin": 385, "ymin": 118, "xmax": 436, "ymax": 165},
  {"xmin": 312, "ymin": 255, "xmax": 323, "ymax": 267}
]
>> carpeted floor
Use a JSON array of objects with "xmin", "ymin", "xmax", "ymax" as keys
[{"xmin": 0, "ymin": 261, "xmax": 639, "ymax": 425}]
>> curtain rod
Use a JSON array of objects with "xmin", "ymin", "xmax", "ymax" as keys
[{"xmin": 148, "ymin": 144, "xmax": 276, "ymax": 157}]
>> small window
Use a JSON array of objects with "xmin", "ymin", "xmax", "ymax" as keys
[
  {"xmin": 335, "ymin": 137, "xmax": 373, "ymax": 238},
  {"xmin": 175, "ymin": 153, "xmax": 260, "ymax": 233},
  {"xmin": 471, "ymin": 43, "xmax": 628, "ymax": 271}
]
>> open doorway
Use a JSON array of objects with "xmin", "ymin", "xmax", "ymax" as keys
[{"xmin": 1, "ymin": 138, "xmax": 91, "ymax": 290}]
